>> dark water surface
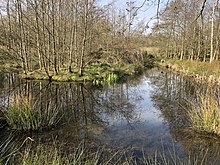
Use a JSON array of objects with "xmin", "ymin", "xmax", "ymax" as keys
[{"xmin": 1, "ymin": 68, "xmax": 220, "ymax": 163}]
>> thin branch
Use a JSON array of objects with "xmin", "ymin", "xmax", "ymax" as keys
[
  {"xmin": 157, "ymin": 0, "xmax": 160, "ymax": 24},
  {"xmin": 194, "ymin": 0, "xmax": 207, "ymax": 22}
]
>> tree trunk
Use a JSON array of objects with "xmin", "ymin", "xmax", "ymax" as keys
[{"xmin": 210, "ymin": 0, "xmax": 218, "ymax": 63}]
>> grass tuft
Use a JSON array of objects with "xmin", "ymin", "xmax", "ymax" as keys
[
  {"xmin": 2, "ymin": 95, "xmax": 62, "ymax": 131},
  {"xmin": 19, "ymin": 143, "xmax": 133, "ymax": 165},
  {"xmin": 188, "ymin": 95, "xmax": 220, "ymax": 136}
]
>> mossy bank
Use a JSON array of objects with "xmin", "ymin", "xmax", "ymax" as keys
[{"xmin": 20, "ymin": 64, "xmax": 146, "ymax": 85}]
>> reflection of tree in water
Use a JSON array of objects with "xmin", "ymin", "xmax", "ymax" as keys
[
  {"xmin": 0, "ymin": 73, "xmax": 142, "ymax": 159},
  {"xmin": 149, "ymin": 68, "xmax": 220, "ymax": 163}
]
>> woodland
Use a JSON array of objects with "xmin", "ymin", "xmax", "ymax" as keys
[
  {"xmin": 1, "ymin": 1, "xmax": 220, "ymax": 164},
  {"xmin": 0, "ymin": 0, "xmax": 152, "ymax": 83},
  {"xmin": 0, "ymin": 0, "xmax": 219, "ymax": 80}
]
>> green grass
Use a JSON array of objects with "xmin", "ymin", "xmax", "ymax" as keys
[
  {"xmin": 188, "ymin": 95, "xmax": 220, "ymax": 136},
  {"xmin": 2, "ymin": 95, "xmax": 62, "ymax": 131},
  {"xmin": 21, "ymin": 64, "xmax": 146, "ymax": 85}
]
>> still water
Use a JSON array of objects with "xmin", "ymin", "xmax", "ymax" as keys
[{"xmin": 1, "ymin": 67, "xmax": 220, "ymax": 163}]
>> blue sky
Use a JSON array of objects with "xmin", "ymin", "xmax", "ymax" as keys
[{"xmin": 97, "ymin": 0, "xmax": 169, "ymax": 33}]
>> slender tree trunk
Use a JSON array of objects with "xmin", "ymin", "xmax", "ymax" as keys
[
  {"xmin": 79, "ymin": 0, "xmax": 89, "ymax": 76},
  {"xmin": 51, "ymin": 0, "xmax": 58, "ymax": 74},
  {"xmin": 17, "ymin": 0, "xmax": 27, "ymax": 74},
  {"xmin": 69, "ymin": 1, "xmax": 78, "ymax": 73},
  {"xmin": 34, "ymin": 0, "xmax": 42, "ymax": 70},
  {"xmin": 210, "ymin": 0, "xmax": 218, "ymax": 63}
]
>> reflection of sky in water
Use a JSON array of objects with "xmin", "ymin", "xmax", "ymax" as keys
[
  {"xmin": 98, "ymin": 71, "xmax": 177, "ymax": 154},
  {"xmin": 2, "ymin": 69, "xmax": 220, "ymax": 162}
]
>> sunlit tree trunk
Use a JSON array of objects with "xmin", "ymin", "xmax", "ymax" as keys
[
  {"xmin": 210, "ymin": 0, "xmax": 218, "ymax": 63},
  {"xmin": 79, "ymin": 0, "xmax": 89, "ymax": 76},
  {"xmin": 69, "ymin": 1, "xmax": 78, "ymax": 73},
  {"xmin": 34, "ymin": 0, "xmax": 42, "ymax": 70},
  {"xmin": 17, "ymin": 0, "xmax": 28, "ymax": 74}
]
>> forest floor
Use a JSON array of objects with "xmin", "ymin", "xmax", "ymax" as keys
[{"xmin": 159, "ymin": 59, "xmax": 220, "ymax": 86}]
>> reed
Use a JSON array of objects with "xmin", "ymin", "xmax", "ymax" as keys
[
  {"xmin": 3, "ymin": 95, "xmax": 62, "ymax": 131},
  {"xmin": 19, "ymin": 144, "xmax": 134, "ymax": 165},
  {"xmin": 0, "ymin": 139, "xmax": 214, "ymax": 165},
  {"xmin": 188, "ymin": 95, "xmax": 220, "ymax": 136},
  {"xmin": 142, "ymin": 145, "xmax": 211, "ymax": 165}
]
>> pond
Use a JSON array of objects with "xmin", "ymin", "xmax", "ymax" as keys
[{"xmin": 1, "ymin": 67, "xmax": 220, "ymax": 164}]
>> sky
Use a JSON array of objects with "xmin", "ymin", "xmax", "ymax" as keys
[{"xmin": 97, "ymin": 0, "xmax": 169, "ymax": 33}]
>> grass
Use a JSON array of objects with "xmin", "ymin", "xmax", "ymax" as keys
[
  {"xmin": 4, "ymin": 143, "xmax": 213, "ymax": 165},
  {"xmin": 159, "ymin": 59, "xmax": 220, "ymax": 85},
  {"xmin": 161, "ymin": 59, "xmax": 220, "ymax": 77},
  {"xmin": 16, "ymin": 143, "xmax": 136, "ymax": 165},
  {"xmin": 21, "ymin": 145, "xmax": 103, "ymax": 165},
  {"xmin": 20, "ymin": 64, "xmax": 146, "ymax": 85},
  {"xmin": 188, "ymin": 94, "xmax": 220, "ymax": 136},
  {"xmin": 1, "ymin": 95, "xmax": 62, "ymax": 131},
  {"xmin": 0, "ymin": 134, "xmax": 217, "ymax": 165}
]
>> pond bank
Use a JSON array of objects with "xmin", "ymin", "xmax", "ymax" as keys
[
  {"xmin": 159, "ymin": 59, "xmax": 220, "ymax": 137},
  {"xmin": 20, "ymin": 64, "xmax": 145, "ymax": 85},
  {"xmin": 1, "ymin": 67, "xmax": 220, "ymax": 164},
  {"xmin": 159, "ymin": 59, "xmax": 220, "ymax": 86}
]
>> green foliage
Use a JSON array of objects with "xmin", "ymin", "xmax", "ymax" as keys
[
  {"xmin": 3, "ymin": 95, "xmax": 62, "ymax": 131},
  {"xmin": 188, "ymin": 95, "xmax": 220, "ymax": 136},
  {"xmin": 106, "ymin": 72, "xmax": 119, "ymax": 83},
  {"xmin": 22, "ymin": 71, "xmax": 49, "ymax": 80},
  {"xmin": 52, "ymin": 75, "xmax": 70, "ymax": 81},
  {"xmin": 21, "ymin": 64, "xmax": 146, "ymax": 85},
  {"xmin": 85, "ymin": 64, "xmax": 110, "ymax": 76}
]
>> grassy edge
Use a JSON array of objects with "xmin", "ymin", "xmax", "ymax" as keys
[
  {"xmin": 159, "ymin": 59, "xmax": 220, "ymax": 85},
  {"xmin": 188, "ymin": 94, "xmax": 220, "ymax": 136},
  {"xmin": 20, "ymin": 64, "xmax": 145, "ymax": 84}
]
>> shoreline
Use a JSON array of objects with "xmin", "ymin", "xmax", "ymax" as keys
[{"xmin": 159, "ymin": 59, "xmax": 220, "ymax": 86}]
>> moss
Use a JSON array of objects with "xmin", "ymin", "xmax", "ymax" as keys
[
  {"xmin": 70, "ymin": 74, "xmax": 78, "ymax": 80},
  {"xmin": 22, "ymin": 71, "xmax": 50, "ymax": 80},
  {"xmin": 52, "ymin": 75, "xmax": 70, "ymax": 82},
  {"xmin": 19, "ymin": 63, "xmax": 145, "ymax": 85}
]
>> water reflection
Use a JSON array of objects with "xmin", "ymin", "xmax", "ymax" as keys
[
  {"xmin": 1, "ymin": 68, "xmax": 220, "ymax": 163},
  {"xmin": 148, "ymin": 68, "xmax": 220, "ymax": 163}
]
